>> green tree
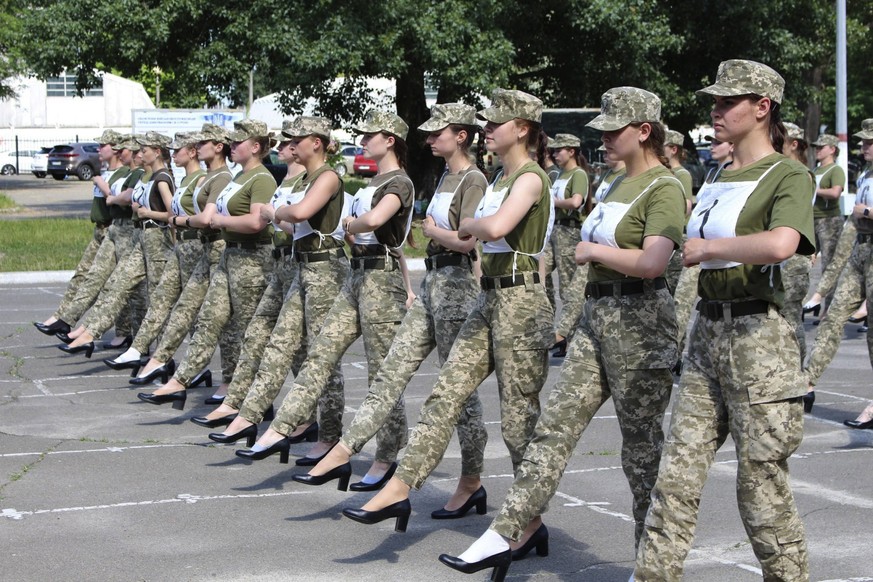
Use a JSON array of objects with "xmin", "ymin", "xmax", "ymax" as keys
[{"xmin": 0, "ymin": 0, "xmax": 27, "ymax": 99}]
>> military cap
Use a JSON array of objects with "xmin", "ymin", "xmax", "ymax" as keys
[
  {"xmin": 587, "ymin": 87, "xmax": 661, "ymax": 131},
  {"xmin": 169, "ymin": 131, "xmax": 198, "ymax": 149},
  {"xmin": 95, "ymin": 129, "xmax": 124, "ymax": 145},
  {"xmin": 418, "ymin": 103, "xmax": 478, "ymax": 132},
  {"xmin": 283, "ymin": 116, "xmax": 334, "ymax": 139},
  {"xmin": 477, "ymin": 89, "xmax": 543, "ymax": 124},
  {"xmin": 112, "ymin": 134, "xmax": 140, "ymax": 152},
  {"xmin": 136, "ymin": 131, "xmax": 173, "ymax": 149},
  {"xmin": 664, "ymin": 129, "xmax": 685, "ymax": 147},
  {"xmin": 783, "ymin": 122, "xmax": 805, "ymax": 142},
  {"xmin": 228, "ymin": 119, "xmax": 271, "ymax": 142},
  {"xmin": 548, "ymin": 133, "xmax": 582, "ymax": 149},
  {"xmin": 853, "ymin": 119, "xmax": 873, "ymax": 140},
  {"xmin": 697, "ymin": 59, "xmax": 784, "ymax": 104},
  {"xmin": 353, "ymin": 110, "xmax": 409, "ymax": 141},
  {"xmin": 194, "ymin": 123, "xmax": 230, "ymax": 144},
  {"xmin": 811, "ymin": 134, "xmax": 838, "ymax": 147}
]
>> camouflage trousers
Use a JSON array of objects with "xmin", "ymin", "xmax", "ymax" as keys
[
  {"xmin": 53, "ymin": 223, "xmax": 107, "ymax": 322},
  {"xmin": 805, "ymin": 239, "xmax": 873, "ymax": 386},
  {"xmin": 554, "ymin": 264, "xmax": 589, "ymax": 339},
  {"xmin": 636, "ymin": 306, "xmax": 808, "ymax": 582},
  {"xmin": 82, "ymin": 227, "xmax": 174, "ymax": 338},
  {"xmin": 129, "ymin": 237, "xmax": 203, "ymax": 353},
  {"xmin": 814, "ymin": 218, "xmax": 855, "ymax": 298},
  {"xmin": 814, "ymin": 215, "xmax": 845, "ymax": 288},
  {"xmin": 269, "ymin": 261, "xmax": 409, "ymax": 462},
  {"xmin": 394, "ymin": 277, "xmax": 553, "ymax": 490},
  {"xmin": 148, "ymin": 239, "xmax": 229, "ymax": 367},
  {"xmin": 543, "ymin": 224, "xmax": 582, "ymax": 309},
  {"xmin": 672, "ymin": 265, "xmax": 700, "ymax": 358},
  {"xmin": 341, "ymin": 261, "xmax": 488, "ymax": 477},
  {"xmin": 490, "ymin": 283, "xmax": 677, "ymax": 543},
  {"xmin": 173, "ymin": 245, "xmax": 272, "ymax": 386},
  {"xmin": 782, "ymin": 255, "xmax": 812, "ymax": 365},
  {"xmin": 665, "ymin": 248, "xmax": 684, "ymax": 295},
  {"xmin": 223, "ymin": 251, "xmax": 303, "ymax": 404}
]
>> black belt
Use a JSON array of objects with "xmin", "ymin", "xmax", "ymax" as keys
[
  {"xmin": 200, "ymin": 232, "xmax": 221, "ymax": 243},
  {"xmin": 696, "ymin": 299, "xmax": 771, "ymax": 320},
  {"xmin": 272, "ymin": 246, "xmax": 294, "ymax": 259},
  {"xmin": 297, "ymin": 248, "xmax": 346, "ymax": 263},
  {"xmin": 424, "ymin": 253, "xmax": 469, "ymax": 271},
  {"xmin": 555, "ymin": 218, "xmax": 581, "ymax": 228},
  {"xmin": 134, "ymin": 221, "xmax": 163, "ymax": 230},
  {"xmin": 480, "ymin": 272, "xmax": 540, "ymax": 291},
  {"xmin": 351, "ymin": 256, "xmax": 398, "ymax": 271},
  {"xmin": 857, "ymin": 233, "xmax": 873, "ymax": 244},
  {"xmin": 226, "ymin": 241, "xmax": 269, "ymax": 250},
  {"xmin": 112, "ymin": 218, "xmax": 133, "ymax": 226},
  {"xmin": 179, "ymin": 229, "xmax": 200, "ymax": 240},
  {"xmin": 585, "ymin": 277, "xmax": 667, "ymax": 299}
]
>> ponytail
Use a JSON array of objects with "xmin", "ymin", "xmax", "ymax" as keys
[
  {"xmin": 632, "ymin": 121, "xmax": 670, "ymax": 169},
  {"xmin": 756, "ymin": 97, "xmax": 786, "ymax": 154},
  {"xmin": 449, "ymin": 124, "xmax": 487, "ymax": 173}
]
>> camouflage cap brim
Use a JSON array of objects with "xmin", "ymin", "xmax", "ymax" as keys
[
  {"xmin": 586, "ymin": 114, "xmax": 631, "ymax": 132},
  {"xmin": 475, "ymin": 106, "xmax": 516, "ymax": 125},
  {"xmin": 853, "ymin": 130, "xmax": 873, "ymax": 140}
]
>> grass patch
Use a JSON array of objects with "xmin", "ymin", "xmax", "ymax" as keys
[
  {"xmin": 0, "ymin": 193, "xmax": 19, "ymax": 211},
  {"xmin": 0, "ymin": 218, "xmax": 93, "ymax": 272}
]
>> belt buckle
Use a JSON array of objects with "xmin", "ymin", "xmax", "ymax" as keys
[{"xmin": 722, "ymin": 302, "xmax": 732, "ymax": 325}]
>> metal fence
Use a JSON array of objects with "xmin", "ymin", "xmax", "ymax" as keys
[{"xmin": 0, "ymin": 136, "xmax": 85, "ymax": 175}]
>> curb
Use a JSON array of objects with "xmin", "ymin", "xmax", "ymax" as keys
[{"xmin": 0, "ymin": 260, "xmax": 429, "ymax": 285}]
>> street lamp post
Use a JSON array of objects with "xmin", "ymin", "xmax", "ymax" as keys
[{"xmin": 153, "ymin": 66, "xmax": 163, "ymax": 108}]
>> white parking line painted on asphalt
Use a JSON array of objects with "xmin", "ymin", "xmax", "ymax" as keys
[
  {"xmin": 686, "ymin": 550, "xmax": 763, "ymax": 576},
  {"xmin": 554, "ymin": 491, "xmax": 633, "ymax": 521},
  {"xmin": 0, "ymin": 443, "xmax": 198, "ymax": 458},
  {"xmin": 32, "ymin": 380, "xmax": 51, "ymax": 395}
]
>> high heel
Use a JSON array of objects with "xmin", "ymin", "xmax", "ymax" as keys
[
  {"xmin": 34, "ymin": 319, "xmax": 70, "ymax": 336},
  {"xmin": 101, "ymin": 336, "xmax": 132, "ymax": 350},
  {"xmin": 56, "ymin": 332, "xmax": 74, "ymax": 344},
  {"xmin": 291, "ymin": 462, "xmax": 352, "ymax": 491},
  {"xmin": 431, "ymin": 486, "xmax": 487, "ymax": 519},
  {"xmin": 801, "ymin": 302, "xmax": 821, "ymax": 321},
  {"xmin": 848, "ymin": 315, "xmax": 867, "ymax": 324},
  {"xmin": 129, "ymin": 359, "xmax": 175, "ymax": 386},
  {"xmin": 802, "ymin": 391, "xmax": 815, "ymax": 414},
  {"xmin": 137, "ymin": 390, "xmax": 186, "ymax": 410},
  {"xmin": 342, "ymin": 499, "xmax": 412, "ymax": 533},
  {"xmin": 349, "ymin": 462, "xmax": 397, "ymax": 492},
  {"xmin": 189, "ymin": 369, "xmax": 213, "ymax": 389},
  {"xmin": 843, "ymin": 418, "xmax": 873, "ymax": 430},
  {"xmin": 203, "ymin": 395, "xmax": 224, "ymax": 405},
  {"xmin": 510, "ymin": 524, "xmax": 549, "ymax": 561},
  {"xmin": 58, "ymin": 341, "xmax": 94, "ymax": 358},
  {"xmin": 103, "ymin": 355, "xmax": 143, "ymax": 373},
  {"xmin": 438, "ymin": 549, "xmax": 512, "ymax": 581},
  {"xmin": 208, "ymin": 424, "xmax": 257, "ymax": 447},
  {"xmin": 191, "ymin": 413, "xmax": 237, "ymax": 428},
  {"xmin": 235, "ymin": 436, "xmax": 291, "ymax": 463}
]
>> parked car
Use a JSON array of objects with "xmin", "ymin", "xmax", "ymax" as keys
[
  {"xmin": 337, "ymin": 143, "xmax": 358, "ymax": 177},
  {"xmin": 353, "ymin": 150, "xmax": 378, "ymax": 177},
  {"xmin": 0, "ymin": 149, "xmax": 40, "ymax": 175},
  {"xmin": 31, "ymin": 147, "xmax": 53, "ymax": 178},
  {"xmin": 47, "ymin": 142, "xmax": 101, "ymax": 181}
]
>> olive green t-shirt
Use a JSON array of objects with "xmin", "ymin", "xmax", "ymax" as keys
[
  {"xmin": 294, "ymin": 165, "xmax": 345, "ymax": 252},
  {"xmin": 89, "ymin": 165, "xmax": 129, "ymax": 224},
  {"xmin": 587, "ymin": 165, "xmax": 685, "ymax": 283},
  {"xmin": 352, "ymin": 169, "xmax": 415, "ymax": 257},
  {"xmin": 481, "ymin": 161, "xmax": 552, "ymax": 277},
  {"xmin": 110, "ymin": 167, "xmax": 143, "ymax": 221},
  {"xmin": 592, "ymin": 167, "xmax": 626, "ymax": 202},
  {"xmin": 697, "ymin": 153, "xmax": 816, "ymax": 307},
  {"xmin": 222, "ymin": 165, "xmax": 276, "ymax": 244},
  {"xmin": 853, "ymin": 167, "xmax": 873, "ymax": 234},
  {"xmin": 673, "ymin": 166, "xmax": 694, "ymax": 202},
  {"xmin": 425, "ymin": 167, "xmax": 487, "ymax": 257},
  {"xmin": 177, "ymin": 169, "xmax": 206, "ymax": 216},
  {"xmin": 813, "ymin": 163, "xmax": 846, "ymax": 219},
  {"xmin": 147, "ymin": 168, "xmax": 175, "ymax": 216},
  {"xmin": 199, "ymin": 166, "xmax": 234, "ymax": 210},
  {"xmin": 553, "ymin": 167, "xmax": 590, "ymax": 223}
]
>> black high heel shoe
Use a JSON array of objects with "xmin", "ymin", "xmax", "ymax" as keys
[
  {"xmin": 191, "ymin": 413, "xmax": 237, "ymax": 428},
  {"xmin": 510, "ymin": 524, "xmax": 549, "ymax": 561},
  {"xmin": 189, "ymin": 369, "xmax": 213, "ymax": 389},
  {"xmin": 129, "ymin": 359, "xmax": 175, "ymax": 386},
  {"xmin": 291, "ymin": 462, "xmax": 352, "ymax": 491},
  {"xmin": 431, "ymin": 486, "xmax": 487, "ymax": 519},
  {"xmin": 235, "ymin": 436, "xmax": 291, "ymax": 463},
  {"xmin": 204, "ymin": 395, "xmax": 224, "ymax": 405},
  {"xmin": 58, "ymin": 341, "xmax": 94, "ymax": 358},
  {"xmin": 802, "ymin": 391, "xmax": 815, "ymax": 414},
  {"xmin": 35, "ymin": 319, "xmax": 70, "ymax": 336},
  {"xmin": 551, "ymin": 338, "xmax": 567, "ymax": 358},
  {"xmin": 801, "ymin": 302, "xmax": 821, "ymax": 321},
  {"xmin": 103, "ymin": 355, "xmax": 143, "ymax": 374},
  {"xmin": 137, "ymin": 390, "xmax": 186, "ymax": 410},
  {"xmin": 101, "ymin": 336, "xmax": 132, "ymax": 350},
  {"xmin": 56, "ymin": 332, "xmax": 74, "ymax": 344},
  {"xmin": 349, "ymin": 462, "xmax": 397, "ymax": 492},
  {"xmin": 848, "ymin": 315, "xmax": 867, "ymax": 324},
  {"xmin": 208, "ymin": 424, "xmax": 257, "ymax": 447},
  {"xmin": 342, "ymin": 499, "xmax": 412, "ymax": 533},
  {"xmin": 438, "ymin": 549, "xmax": 512, "ymax": 581},
  {"xmin": 843, "ymin": 418, "xmax": 873, "ymax": 430}
]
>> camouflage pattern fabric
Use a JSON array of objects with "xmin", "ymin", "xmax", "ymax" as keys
[
  {"xmin": 696, "ymin": 59, "xmax": 785, "ymax": 104},
  {"xmin": 672, "ymin": 265, "xmax": 700, "ymax": 357},
  {"xmin": 636, "ymin": 308, "xmax": 808, "ymax": 581},
  {"xmin": 227, "ymin": 119, "xmax": 271, "ymax": 142},
  {"xmin": 147, "ymin": 239, "xmax": 225, "ymax": 360},
  {"xmin": 341, "ymin": 262, "xmax": 488, "ymax": 477},
  {"xmin": 554, "ymin": 264, "xmax": 589, "ymax": 340},
  {"xmin": 95, "ymin": 129, "xmax": 124, "ymax": 145},
  {"xmin": 268, "ymin": 264, "xmax": 408, "ymax": 462},
  {"xmin": 353, "ymin": 110, "xmax": 409, "ymax": 141},
  {"xmin": 587, "ymin": 87, "xmax": 662, "ymax": 131},
  {"xmin": 805, "ymin": 241, "xmax": 873, "ymax": 386},
  {"xmin": 854, "ymin": 118, "xmax": 873, "ymax": 140},
  {"xmin": 173, "ymin": 246, "xmax": 272, "ymax": 386},
  {"xmin": 665, "ymin": 249, "xmax": 683, "ymax": 296},
  {"xmin": 547, "ymin": 133, "xmax": 581, "ymax": 149},
  {"xmin": 477, "ymin": 89, "xmax": 543, "ymax": 124},
  {"xmin": 136, "ymin": 132, "xmax": 172, "ymax": 149},
  {"xmin": 418, "ymin": 103, "xmax": 478, "ymax": 132},
  {"xmin": 222, "ymin": 254, "xmax": 302, "ymax": 407},
  {"xmin": 815, "ymin": 216, "xmax": 845, "ymax": 291},
  {"xmin": 543, "ymin": 224, "xmax": 582, "ymax": 307},
  {"xmin": 815, "ymin": 218, "xmax": 855, "ymax": 297},
  {"xmin": 782, "ymin": 254, "xmax": 812, "ymax": 364},
  {"xmin": 393, "ymin": 282, "xmax": 553, "ymax": 490},
  {"xmin": 490, "ymin": 286, "xmax": 677, "ymax": 543},
  {"xmin": 282, "ymin": 116, "xmax": 333, "ymax": 139},
  {"xmin": 811, "ymin": 134, "xmax": 839, "ymax": 148},
  {"xmin": 53, "ymin": 225, "xmax": 108, "ymax": 322}
]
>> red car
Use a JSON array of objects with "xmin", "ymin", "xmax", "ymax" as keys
[{"xmin": 353, "ymin": 149, "xmax": 378, "ymax": 177}]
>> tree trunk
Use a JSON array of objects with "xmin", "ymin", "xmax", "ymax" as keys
[
  {"xmin": 395, "ymin": 65, "xmax": 441, "ymax": 211},
  {"xmin": 804, "ymin": 65, "xmax": 823, "ymax": 168}
]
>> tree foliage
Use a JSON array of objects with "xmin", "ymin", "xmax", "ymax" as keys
[{"xmin": 0, "ymin": 0, "xmax": 27, "ymax": 99}]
